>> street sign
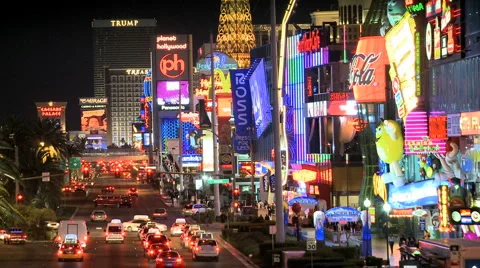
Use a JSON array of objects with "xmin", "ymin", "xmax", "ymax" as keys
[
  {"xmin": 306, "ymin": 240, "xmax": 317, "ymax": 251},
  {"xmin": 69, "ymin": 157, "xmax": 81, "ymax": 169},
  {"xmin": 207, "ymin": 179, "xmax": 229, "ymax": 184},
  {"xmin": 42, "ymin": 172, "xmax": 50, "ymax": 182},
  {"xmin": 269, "ymin": 225, "xmax": 277, "ymax": 235},
  {"xmin": 272, "ymin": 253, "xmax": 281, "ymax": 264}
]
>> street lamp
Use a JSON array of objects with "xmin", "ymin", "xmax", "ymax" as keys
[
  {"xmin": 383, "ymin": 202, "xmax": 392, "ymax": 264},
  {"xmin": 362, "ymin": 198, "xmax": 372, "ymax": 257}
]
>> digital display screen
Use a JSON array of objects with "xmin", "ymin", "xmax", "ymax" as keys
[
  {"xmin": 249, "ymin": 59, "xmax": 272, "ymax": 138},
  {"xmin": 156, "ymin": 81, "xmax": 189, "ymax": 106}
]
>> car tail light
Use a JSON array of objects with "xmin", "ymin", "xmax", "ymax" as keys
[
  {"xmin": 77, "ymin": 250, "xmax": 82, "ymax": 254},
  {"xmin": 194, "ymin": 247, "xmax": 199, "ymax": 252},
  {"xmin": 149, "ymin": 250, "xmax": 154, "ymax": 255},
  {"xmin": 176, "ymin": 258, "xmax": 182, "ymax": 263},
  {"xmin": 91, "ymin": 215, "xmax": 94, "ymax": 219},
  {"xmin": 84, "ymin": 235, "xmax": 88, "ymax": 241},
  {"xmin": 106, "ymin": 232, "xmax": 109, "ymax": 236},
  {"xmin": 157, "ymin": 258, "xmax": 163, "ymax": 262},
  {"xmin": 23, "ymin": 235, "xmax": 27, "ymax": 239},
  {"xmin": 56, "ymin": 236, "xmax": 62, "ymax": 242},
  {"xmin": 215, "ymin": 246, "xmax": 220, "ymax": 252},
  {"xmin": 57, "ymin": 250, "xmax": 63, "ymax": 255},
  {"xmin": 190, "ymin": 241, "xmax": 194, "ymax": 245},
  {"xmin": 122, "ymin": 232, "xmax": 125, "ymax": 236}
]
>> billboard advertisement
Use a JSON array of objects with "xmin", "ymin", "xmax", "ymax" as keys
[
  {"xmin": 248, "ymin": 59, "xmax": 272, "ymax": 138},
  {"xmin": 230, "ymin": 69, "xmax": 253, "ymax": 154},
  {"xmin": 155, "ymin": 35, "xmax": 189, "ymax": 81},
  {"xmin": 156, "ymin": 80, "xmax": 189, "ymax": 110},
  {"xmin": 349, "ymin": 36, "xmax": 389, "ymax": 103},
  {"xmin": 79, "ymin": 97, "xmax": 108, "ymax": 109},
  {"xmin": 385, "ymin": 12, "xmax": 418, "ymax": 121},
  {"xmin": 81, "ymin": 109, "xmax": 107, "ymax": 134},
  {"xmin": 202, "ymin": 130, "xmax": 214, "ymax": 172}
]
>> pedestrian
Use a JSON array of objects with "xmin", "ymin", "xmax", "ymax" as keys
[
  {"xmin": 400, "ymin": 240, "xmax": 408, "ymax": 261},
  {"xmin": 388, "ymin": 234, "xmax": 395, "ymax": 255},
  {"xmin": 407, "ymin": 234, "xmax": 416, "ymax": 247},
  {"xmin": 399, "ymin": 234, "xmax": 407, "ymax": 247},
  {"xmin": 423, "ymin": 230, "xmax": 430, "ymax": 240}
]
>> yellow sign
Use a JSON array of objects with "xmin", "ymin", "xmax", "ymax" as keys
[
  {"xmin": 292, "ymin": 169, "xmax": 317, "ymax": 183},
  {"xmin": 385, "ymin": 12, "xmax": 418, "ymax": 121},
  {"xmin": 195, "ymin": 69, "xmax": 231, "ymax": 98},
  {"xmin": 110, "ymin": 20, "xmax": 139, "ymax": 27}
]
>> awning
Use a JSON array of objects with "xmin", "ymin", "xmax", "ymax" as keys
[
  {"xmin": 288, "ymin": 196, "xmax": 319, "ymax": 206},
  {"xmin": 325, "ymin": 206, "xmax": 360, "ymax": 222}
]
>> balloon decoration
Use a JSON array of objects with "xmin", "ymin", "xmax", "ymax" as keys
[{"xmin": 292, "ymin": 203, "xmax": 302, "ymax": 214}]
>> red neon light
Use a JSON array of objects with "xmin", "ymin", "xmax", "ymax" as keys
[{"xmin": 297, "ymin": 30, "xmax": 321, "ymax": 53}]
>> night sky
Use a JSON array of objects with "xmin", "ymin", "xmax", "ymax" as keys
[{"xmin": 0, "ymin": 0, "xmax": 336, "ymax": 131}]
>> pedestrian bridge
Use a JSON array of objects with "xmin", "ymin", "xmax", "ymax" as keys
[{"xmin": 81, "ymin": 151, "xmax": 149, "ymax": 163}]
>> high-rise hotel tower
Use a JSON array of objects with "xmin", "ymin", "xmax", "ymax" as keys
[{"xmin": 92, "ymin": 19, "xmax": 157, "ymax": 97}]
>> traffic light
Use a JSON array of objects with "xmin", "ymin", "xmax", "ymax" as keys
[
  {"xmin": 83, "ymin": 166, "xmax": 89, "ymax": 178},
  {"xmin": 17, "ymin": 194, "xmax": 24, "ymax": 203},
  {"xmin": 233, "ymin": 188, "xmax": 240, "ymax": 197}
]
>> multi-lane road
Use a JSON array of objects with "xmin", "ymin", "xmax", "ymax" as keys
[{"xmin": 0, "ymin": 176, "xmax": 253, "ymax": 268}]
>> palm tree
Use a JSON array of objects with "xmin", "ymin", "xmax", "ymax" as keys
[
  {"xmin": 29, "ymin": 119, "xmax": 68, "ymax": 162},
  {"xmin": 0, "ymin": 140, "xmax": 23, "ymax": 227}
]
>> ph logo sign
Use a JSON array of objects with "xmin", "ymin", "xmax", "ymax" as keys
[{"xmin": 159, "ymin": 54, "xmax": 185, "ymax": 79}]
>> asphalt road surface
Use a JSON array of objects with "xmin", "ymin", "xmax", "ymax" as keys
[{"xmin": 0, "ymin": 175, "xmax": 251, "ymax": 268}]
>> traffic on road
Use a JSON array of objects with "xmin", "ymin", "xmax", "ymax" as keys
[{"xmin": 0, "ymin": 175, "xmax": 250, "ymax": 267}]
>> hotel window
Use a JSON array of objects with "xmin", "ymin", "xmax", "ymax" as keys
[
  {"xmin": 112, "ymin": 108, "xmax": 117, "ymax": 112},
  {"xmin": 348, "ymin": 5, "xmax": 352, "ymax": 24},
  {"xmin": 111, "ymin": 76, "xmax": 117, "ymax": 83},
  {"xmin": 118, "ymin": 76, "xmax": 125, "ymax": 83},
  {"xmin": 353, "ymin": 5, "xmax": 357, "ymax": 24},
  {"xmin": 126, "ymin": 76, "xmax": 132, "ymax": 83},
  {"xmin": 113, "ymin": 127, "xmax": 118, "ymax": 132},
  {"xmin": 359, "ymin": 5, "xmax": 363, "ymax": 24},
  {"xmin": 112, "ymin": 112, "xmax": 118, "ymax": 117}
]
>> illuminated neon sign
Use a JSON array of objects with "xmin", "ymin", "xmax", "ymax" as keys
[
  {"xmin": 297, "ymin": 30, "xmax": 321, "ymax": 53},
  {"xmin": 385, "ymin": 13, "xmax": 418, "ymax": 121},
  {"xmin": 195, "ymin": 69, "xmax": 231, "ymax": 98},
  {"xmin": 292, "ymin": 169, "xmax": 317, "ymax": 183},
  {"xmin": 404, "ymin": 137, "xmax": 446, "ymax": 154},
  {"xmin": 110, "ymin": 20, "xmax": 139, "ymax": 27},
  {"xmin": 460, "ymin": 111, "xmax": 480, "ymax": 136},
  {"xmin": 40, "ymin": 107, "xmax": 62, "ymax": 117},
  {"xmin": 156, "ymin": 35, "xmax": 187, "ymax": 50},
  {"xmin": 438, "ymin": 185, "xmax": 454, "ymax": 232}
]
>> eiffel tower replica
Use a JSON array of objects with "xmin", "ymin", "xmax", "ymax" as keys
[
  {"xmin": 216, "ymin": 0, "xmax": 256, "ymax": 68},
  {"xmin": 356, "ymin": 0, "xmax": 392, "ymax": 208}
]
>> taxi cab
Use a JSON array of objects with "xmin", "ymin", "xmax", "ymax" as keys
[{"xmin": 58, "ymin": 234, "xmax": 83, "ymax": 262}]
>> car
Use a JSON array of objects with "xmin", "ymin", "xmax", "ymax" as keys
[
  {"xmin": 145, "ymin": 243, "xmax": 171, "ymax": 259},
  {"xmin": 46, "ymin": 221, "xmax": 60, "ymax": 230},
  {"xmin": 191, "ymin": 204, "xmax": 210, "ymax": 214},
  {"xmin": 123, "ymin": 219, "xmax": 148, "ymax": 232},
  {"xmin": 152, "ymin": 208, "xmax": 168, "ymax": 220},
  {"xmin": 128, "ymin": 187, "xmax": 138, "ymax": 197},
  {"xmin": 155, "ymin": 250, "xmax": 184, "ymax": 268},
  {"xmin": 170, "ymin": 223, "xmax": 185, "ymax": 236},
  {"xmin": 119, "ymin": 196, "xmax": 132, "ymax": 208},
  {"xmin": 62, "ymin": 186, "xmax": 72, "ymax": 193},
  {"xmin": 58, "ymin": 234, "xmax": 83, "ymax": 262},
  {"xmin": 55, "ymin": 220, "xmax": 89, "ymax": 249},
  {"xmin": 182, "ymin": 204, "xmax": 193, "ymax": 216},
  {"xmin": 200, "ymin": 232, "xmax": 214, "ymax": 240},
  {"xmin": 90, "ymin": 210, "xmax": 107, "ymax": 222},
  {"xmin": 105, "ymin": 222, "xmax": 125, "ymax": 243},
  {"xmin": 4, "ymin": 227, "xmax": 27, "ymax": 244},
  {"xmin": 192, "ymin": 239, "xmax": 219, "ymax": 262},
  {"xmin": 144, "ymin": 233, "xmax": 170, "ymax": 250},
  {"xmin": 102, "ymin": 185, "xmax": 115, "ymax": 193}
]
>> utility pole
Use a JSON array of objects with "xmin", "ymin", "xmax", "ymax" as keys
[
  {"xmin": 179, "ymin": 70, "xmax": 184, "ymax": 201},
  {"xmin": 211, "ymin": 32, "xmax": 221, "ymax": 217},
  {"xmin": 272, "ymin": 0, "xmax": 285, "ymax": 243},
  {"xmin": 250, "ymin": 127, "xmax": 255, "ymax": 205},
  {"xmin": 9, "ymin": 134, "xmax": 20, "ymax": 205}
]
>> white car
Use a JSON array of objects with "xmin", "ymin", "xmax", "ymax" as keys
[
  {"xmin": 123, "ymin": 219, "xmax": 148, "ymax": 232},
  {"xmin": 191, "ymin": 204, "xmax": 210, "ymax": 214},
  {"xmin": 170, "ymin": 223, "xmax": 184, "ymax": 236},
  {"xmin": 155, "ymin": 223, "xmax": 168, "ymax": 232},
  {"xmin": 46, "ymin": 221, "xmax": 60, "ymax": 230},
  {"xmin": 192, "ymin": 239, "xmax": 219, "ymax": 262}
]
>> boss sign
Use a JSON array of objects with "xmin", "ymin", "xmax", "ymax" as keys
[{"xmin": 230, "ymin": 69, "xmax": 253, "ymax": 154}]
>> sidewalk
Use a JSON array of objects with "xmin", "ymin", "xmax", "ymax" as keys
[{"xmin": 285, "ymin": 226, "xmax": 401, "ymax": 267}]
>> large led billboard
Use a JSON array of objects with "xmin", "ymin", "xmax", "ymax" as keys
[
  {"xmin": 349, "ymin": 36, "xmax": 389, "ymax": 103},
  {"xmin": 81, "ymin": 109, "xmax": 107, "ymax": 134},
  {"xmin": 248, "ymin": 59, "xmax": 272, "ymax": 138},
  {"xmin": 157, "ymin": 81, "xmax": 189, "ymax": 110},
  {"xmin": 155, "ymin": 35, "xmax": 189, "ymax": 81}
]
